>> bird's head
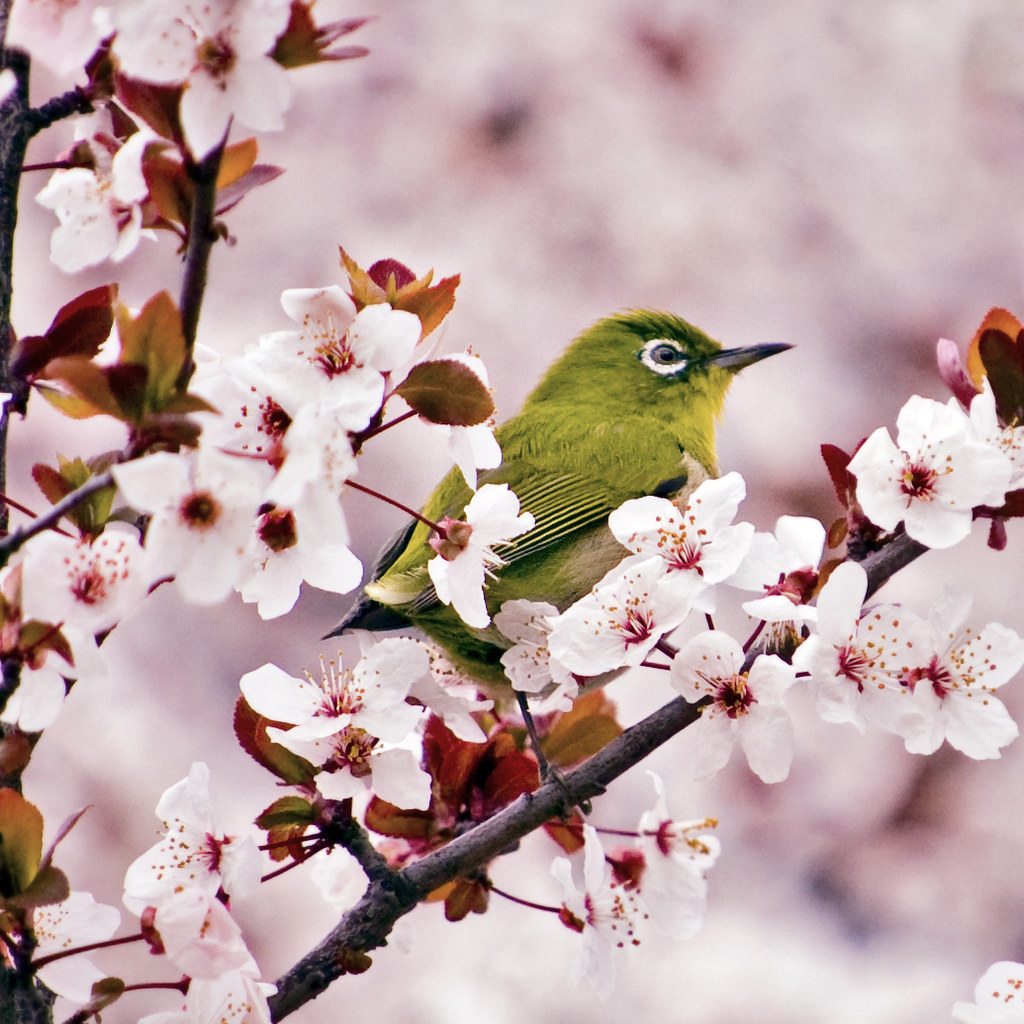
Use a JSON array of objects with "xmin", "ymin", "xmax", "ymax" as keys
[{"xmin": 527, "ymin": 309, "xmax": 791, "ymax": 415}]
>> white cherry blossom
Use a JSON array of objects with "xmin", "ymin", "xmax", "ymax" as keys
[
  {"xmin": 36, "ymin": 131, "xmax": 153, "ymax": 274},
  {"xmin": 153, "ymin": 888, "xmax": 253, "ymax": 979},
  {"xmin": 548, "ymin": 560, "xmax": 692, "ymax": 678},
  {"xmin": 6, "ymin": 0, "xmax": 112, "ymax": 76},
  {"xmin": 551, "ymin": 824, "xmax": 641, "ymax": 1000},
  {"xmin": 112, "ymin": 0, "xmax": 293, "ymax": 157},
  {"xmin": 730, "ymin": 514, "xmax": 825, "ymax": 629},
  {"xmin": 890, "ymin": 590, "xmax": 1024, "ymax": 760},
  {"xmin": 953, "ymin": 961, "xmax": 1024, "ymax": 1023},
  {"xmin": 671, "ymin": 631, "xmax": 797, "ymax": 783},
  {"xmin": 792, "ymin": 561, "xmax": 924, "ymax": 733},
  {"xmin": 426, "ymin": 483, "xmax": 535, "ymax": 629},
  {"xmin": 20, "ymin": 525, "xmax": 150, "ymax": 635},
  {"xmin": 245, "ymin": 288, "xmax": 421, "ymax": 430},
  {"xmin": 969, "ymin": 379, "xmax": 1024, "ymax": 490},
  {"xmin": 607, "ymin": 472, "xmax": 754, "ymax": 612},
  {"xmin": 848, "ymin": 394, "xmax": 1013, "ymax": 548},
  {"xmin": 113, "ymin": 448, "xmax": 268, "ymax": 606},
  {"xmin": 33, "ymin": 891, "xmax": 121, "ymax": 1004},
  {"xmin": 239, "ymin": 641, "xmax": 433, "ymax": 809},
  {"xmin": 635, "ymin": 772, "xmax": 719, "ymax": 939},
  {"xmin": 495, "ymin": 599, "xmax": 578, "ymax": 711},
  {"xmin": 123, "ymin": 762, "xmax": 263, "ymax": 915}
]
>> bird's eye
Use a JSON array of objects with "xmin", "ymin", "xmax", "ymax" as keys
[{"xmin": 638, "ymin": 338, "xmax": 689, "ymax": 376}]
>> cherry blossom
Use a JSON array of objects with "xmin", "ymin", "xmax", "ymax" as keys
[
  {"xmin": 244, "ymin": 288, "xmax": 422, "ymax": 430},
  {"xmin": 111, "ymin": 0, "xmax": 293, "ymax": 157},
  {"xmin": 634, "ymin": 772, "xmax": 720, "ymax": 939},
  {"xmin": 551, "ymin": 823, "xmax": 642, "ymax": 999},
  {"xmin": 404, "ymin": 659, "xmax": 490, "ymax": 743},
  {"xmin": 153, "ymin": 888, "xmax": 253, "ymax": 979},
  {"xmin": 123, "ymin": 762, "xmax": 263, "ymax": 915},
  {"xmin": 607, "ymin": 472, "xmax": 754, "ymax": 611},
  {"xmin": 969, "ymin": 379, "xmax": 1024, "ymax": 490},
  {"xmin": 953, "ymin": 961, "xmax": 1024, "ymax": 1023},
  {"xmin": 426, "ymin": 483, "xmax": 535, "ymax": 629},
  {"xmin": 236, "ymin": 502, "xmax": 362, "ymax": 620},
  {"xmin": 670, "ymin": 630, "xmax": 797, "ymax": 783},
  {"xmin": 139, "ymin": 966, "xmax": 275, "ymax": 1024},
  {"xmin": 20, "ymin": 525, "xmax": 150, "ymax": 635},
  {"xmin": 730, "ymin": 514, "xmax": 825, "ymax": 635},
  {"xmin": 495, "ymin": 599, "xmax": 578, "ymax": 711},
  {"xmin": 239, "ymin": 641, "xmax": 433, "ymax": 808},
  {"xmin": 192, "ymin": 366, "xmax": 291, "ymax": 466},
  {"xmin": 548, "ymin": 560, "xmax": 692, "ymax": 678},
  {"xmin": 6, "ymin": 0, "xmax": 113, "ymax": 76},
  {"xmin": 113, "ymin": 448, "xmax": 268, "ymax": 606},
  {"xmin": 890, "ymin": 590, "xmax": 1024, "ymax": 760},
  {"xmin": 32, "ymin": 891, "xmax": 121, "ymax": 1004},
  {"xmin": 1, "ymin": 626, "xmax": 104, "ymax": 733},
  {"xmin": 36, "ymin": 131, "xmax": 153, "ymax": 274},
  {"xmin": 847, "ymin": 394, "xmax": 1013, "ymax": 548},
  {"xmin": 309, "ymin": 847, "xmax": 368, "ymax": 914},
  {"xmin": 791, "ymin": 561, "xmax": 924, "ymax": 733}
]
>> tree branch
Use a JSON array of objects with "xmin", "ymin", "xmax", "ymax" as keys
[
  {"xmin": 267, "ymin": 694, "xmax": 709, "ymax": 1019},
  {"xmin": 176, "ymin": 141, "xmax": 225, "ymax": 390},
  {"xmin": 857, "ymin": 532, "xmax": 929, "ymax": 599},
  {"xmin": 0, "ymin": 471, "xmax": 114, "ymax": 562}
]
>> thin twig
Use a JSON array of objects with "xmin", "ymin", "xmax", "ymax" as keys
[
  {"xmin": 176, "ymin": 140, "xmax": 226, "ymax": 390},
  {"xmin": 0, "ymin": 471, "xmax": 114, "ymax": 560}
]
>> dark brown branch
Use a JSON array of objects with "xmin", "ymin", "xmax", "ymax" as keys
[
  {"xmin": 0, "ymin": 470, "xmax": 114, "ymax": 562},
  {"xmin": 267, "ymin": 694, "xmax": 709, "ymax": 1019},
  {"xmin": 176, "ymin": 140, "xmax": 225, "ymax": 390},
  {"xmin": 858, "ymin": 531, "xmax": 929, "ymax": 599},
  {"xmin": 23, "ymin": 86, "xmax": 93, "ymax": 137}
]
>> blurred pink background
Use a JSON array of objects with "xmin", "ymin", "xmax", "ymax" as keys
[{"xmin": 11, "ymin": 1, "xmax": 1024, "ymax": 1020}]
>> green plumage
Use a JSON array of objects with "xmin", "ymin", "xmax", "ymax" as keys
[{"xmin": 330, "ymin": 310, "xmax": 788, "ymax": 691}]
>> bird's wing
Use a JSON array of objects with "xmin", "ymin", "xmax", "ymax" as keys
[{"xmin": 355, "ymin": 411, "xmax": 700, "ymax": 618}]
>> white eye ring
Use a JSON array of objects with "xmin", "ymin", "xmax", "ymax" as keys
[{"xmin": 638, "ymin": 338, "xmax": 689, "ymax": 376}]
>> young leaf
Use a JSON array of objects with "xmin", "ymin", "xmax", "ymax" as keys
[
  {"xmin": 540, "ymin": 689, "xmax": 622, "ymax": 769},
  {"xmin": 233, "ymin": 696, "xmax": 317, "ymax": 786},
  {"xmin": 11, "ymin": 284, "xmax": 117, "ymax": 379},
  {"xmin": 395, "ymin": 359, "xmax": 495, "ymax": 426},
  {"xmin": 0, "ymin": 789, "xmax": 43, "ymax": 900}
]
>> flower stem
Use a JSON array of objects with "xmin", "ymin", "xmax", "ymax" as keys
[
  {"xmin": 32, "ymin": 932, "xmax": 144, "ymax": 971},
  {"xmin": 488, "ymin": 883, "xmax": 561, "ymax": 914},
  {"xmin": 344, "ymin": 479, "xmax": 446, "ymax": 536}
]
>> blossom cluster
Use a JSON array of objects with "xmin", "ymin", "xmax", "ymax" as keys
[{"xmin": 552, "ymin": 775, "xmax": 720, "ymax": 999}]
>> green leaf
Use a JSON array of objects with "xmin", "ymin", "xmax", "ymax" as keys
[
  {"xmin": 116, "ymin": 292, "xmax": 188, "ymax": 412},
  {"xmin": 541, "ymin": 690, "xmax": 623, "ymax": 768},
  {"xmin": 9, "ymin": 864, "xmax": 70, "ymax": 909},
  {"xmin": 0, "ymin": 790, "xmax": 43, "ymax": 900},
  {"xmin": 81, "ymin": 977, "xmax": 126, "ymax": 1014},
  {"xmin": 395, "ymin": 359, "xmax": 494, "ymax": 426},
  {"xmin": 35, "ymin": 357, "xmax": 125, "ymax": 420},
  {"xmin": 255, "ymin": 796, "xmax": 317, "ymax": 831}
]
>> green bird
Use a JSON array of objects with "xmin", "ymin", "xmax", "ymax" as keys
[{"xmin": 328, "ymin": 310, "xmax": 789, "ymax": 695}]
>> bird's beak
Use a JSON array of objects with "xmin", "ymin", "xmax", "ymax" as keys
[{"xmin": 704, "ymin": 342, "xmax": 792, "ymax": 371}]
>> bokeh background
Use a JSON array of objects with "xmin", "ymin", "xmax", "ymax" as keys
[{"xmin": 12, "ymin": 0, "xmax": 1024, "ymax": 1020}]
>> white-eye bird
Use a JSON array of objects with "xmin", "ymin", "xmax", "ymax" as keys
[{"xmin": 328, "ymin": 310, "xmax": 789, "ymax": 694}]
